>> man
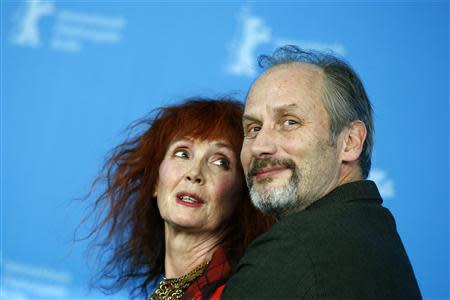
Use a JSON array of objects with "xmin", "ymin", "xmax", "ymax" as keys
[{"xmin": 222, "ymin": 46, "xmax": 422, "ymax": 299}]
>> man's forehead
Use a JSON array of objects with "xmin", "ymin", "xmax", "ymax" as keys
[
  {"xmin": 250, "ymin": 63, "xmax": 323, "ymax": 93},
  {"xmin": 245, "ymin": 63, "xmax": 324, "ymax": 111},
  {"xmin": 264, "ymin": 62, "xmax": 323, "ymax": 75},
  {"xmin": 258, "ymin": 62, "xmax": 324, "ymax": 85},
  {"xmin": 243, "ymin": 102, "xmax": 302, "ymax": 118}
]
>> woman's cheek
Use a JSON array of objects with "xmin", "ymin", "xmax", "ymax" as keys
[{"xmin": 213, "ymin": 175, "xmax": 233, "ymax": 196}]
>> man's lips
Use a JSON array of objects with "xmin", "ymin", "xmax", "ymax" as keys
[
  {"xmin": 254, "ymin": 167, "xmax": 290, "ymax": 181},
  {"xmin": 175, "ymin": 191, "xmax": 205, "ymax": 207}
]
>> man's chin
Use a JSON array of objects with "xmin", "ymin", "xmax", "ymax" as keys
[{"xmin": 250, "ymin": 184, "xmax": 299, "ymax": 217}]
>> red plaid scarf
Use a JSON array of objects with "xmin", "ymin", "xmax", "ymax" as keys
[{"xmin": 182, "ymin": 247, "xmax": 231, "ymax": 300}]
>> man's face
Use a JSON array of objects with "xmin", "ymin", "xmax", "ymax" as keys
[{"xmin": 241, "ymin": 63, "xmax": 344, "ymax": 216}]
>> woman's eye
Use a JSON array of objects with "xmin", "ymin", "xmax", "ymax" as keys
[
  {"xmin": 174, "ymin": 150, "xmax": 189, "ymax": 159},
  {"xmin": 212, "ymin": 158, "xmax": 230, "ymax": 170}
]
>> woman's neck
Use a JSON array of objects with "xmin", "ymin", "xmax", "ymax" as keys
[{"xmin": 163, "ymin": 225, "xmax": 222, "ymax": 278}]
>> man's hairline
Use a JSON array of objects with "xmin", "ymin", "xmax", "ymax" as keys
[{"xmin": 243, "ymin": 62, "xmax": 331, "ymax": 128}]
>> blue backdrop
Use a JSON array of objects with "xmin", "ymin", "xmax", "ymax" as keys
[{"xmin": 2, "ymin": 1, "xmax": 449, "ymax": 299}]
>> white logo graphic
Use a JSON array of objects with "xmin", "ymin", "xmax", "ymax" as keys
[
  {"xmin": 368, "ymin": 168, "xmax": 395, "ymax": 199},
  {"xmin": 11, "ymin": 0, "xmax": 55, "ymax": 48},
  {"xmin": 52, "ymin": 10, "xmax": 126, "ymax": 52},
  {"xmin": 226, "ymin": 7, "xmax": 346, "ymax": 77},
  {"xmin": 227, "ymin": 8, "xmax": 271, "ymax": 77},
  {"xmin": 1, "ymin": 259, "xmax": 72, "ymax": 299},
  {"xmin": 10, "ymin": 1, "xmax": 126, "ymax": 53}
]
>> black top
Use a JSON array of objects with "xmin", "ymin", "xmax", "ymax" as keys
[{"xmin": 222, "ymin": 180, "xmax": 422, "ymax": 299}]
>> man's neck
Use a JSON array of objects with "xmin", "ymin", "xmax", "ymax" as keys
[
  {"xmin": 337, "ymin": 164, "xmax": 363, "ymax": 187},
  {"xmin": 281, "ymin": 166, "xmax": 363, "ymax": 218}
]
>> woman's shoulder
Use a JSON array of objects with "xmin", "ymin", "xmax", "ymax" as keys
[{"xmin": 183, "ymin": 247, "xmax": 233, "ymax": 300}]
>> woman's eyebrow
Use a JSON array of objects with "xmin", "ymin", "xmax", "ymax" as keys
[
  {"xmin": 170, "ymin": 137, "xmax": 192, "ymax": 144},
  {"xmin": 212, "ymin": 142, "xmax": 233, "ymax": 151}
]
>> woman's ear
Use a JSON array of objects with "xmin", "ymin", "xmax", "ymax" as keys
[
  {"xmin": 153, "ymin": 180, "xmax": 158, "ymax": 198},
  {"xmin": 341, "ymin": 121, "xmax": 367, "ymax": 163}
]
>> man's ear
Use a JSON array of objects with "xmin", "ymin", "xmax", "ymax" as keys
[{"xmin": 341, "ymin": 121, "xmax": 367, "ymax": 163}]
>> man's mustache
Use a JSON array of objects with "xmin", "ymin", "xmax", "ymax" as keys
[{"xmin": 248, "ymin": 158, "xmax": 297, "ymax": 178}]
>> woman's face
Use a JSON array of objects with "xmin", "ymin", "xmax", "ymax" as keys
[{"xmin": 156, "ymin": 137, "xmax": 243, "ymax": 234}]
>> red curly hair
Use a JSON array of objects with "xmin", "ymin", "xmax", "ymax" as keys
[{"xmin": 88, "ymin": 98, "xmax": 273, "ymax": 298}]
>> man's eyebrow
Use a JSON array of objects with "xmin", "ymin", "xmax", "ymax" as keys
[
  {"xmin": 242, "ymin": 114, "xmax": 260, "ymax": 123},
  {"xmin": 243, "ymin": 104, "xmax": 300, "ymax": 123},
  {"xmin": 272, "ymin": 103, "xmax": 299, "ymax": 114}
]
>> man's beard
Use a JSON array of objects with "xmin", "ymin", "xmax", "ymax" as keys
[{"xmin": 246, "ymin": 158, "xmax": 301, "ymax": 217}]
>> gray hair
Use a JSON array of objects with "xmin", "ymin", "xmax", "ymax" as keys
[{"xmin": 257, "ymin": 45, "xmax": 374, "ymax": 179}]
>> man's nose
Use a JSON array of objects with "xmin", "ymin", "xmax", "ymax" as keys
[{"xmin": 251, "ymin": 127, "xmax": 277, "ymax": 159}]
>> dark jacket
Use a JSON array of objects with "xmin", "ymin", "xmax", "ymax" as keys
[{"xmin": 222, "ymin": 180, "xmax": 422, "ymax": 299}]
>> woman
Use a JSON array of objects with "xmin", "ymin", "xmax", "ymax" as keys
[{"xmin": 88, "ymin": 98, "xmax": 273, "ymax": 299}]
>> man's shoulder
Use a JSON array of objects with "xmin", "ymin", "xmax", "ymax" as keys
[
  {"xmin": 222, "ymin": 222, "xmax": 316, "ymax": 299},
  {"xmin": 221, "ymin": 212, "xmax": 329, "ymax": 299},
  {"xmin": 240, "ymin": 190, "xmax": 391, "ymax": 259},
  {"xmin": 222, "ymin": 183, "xmax": 415, "ymax": 299},
  {"xmin": 222, "ymin": 181, "xmax": 422, "ymax": 299}
]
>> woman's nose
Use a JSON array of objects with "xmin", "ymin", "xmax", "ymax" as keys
[{"xmin": 185, "ymin": 164, "xmax": 205, "ymax": 184}]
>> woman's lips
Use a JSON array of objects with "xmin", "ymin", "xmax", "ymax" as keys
[
  {"xmin": 176, "ymin": 192, "xmax": 205, "ymax": 207},
  {"xmin": 254, "ymin": 167, "xmax": 290, "ymax": 181}
]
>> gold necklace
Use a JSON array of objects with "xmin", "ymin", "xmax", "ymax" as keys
[{"xmin": 149, "ymin": 260, "xmax": 210, "ymax": 300}]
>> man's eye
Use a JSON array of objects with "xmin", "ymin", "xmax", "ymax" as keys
[
  {"xmin": 246, "ymin": 125, "xmax": 261, "ymax": 138},
  {"xmin": 283, "ymin": 119, "xmax": 298, "ymax": 126},
  {"xmin": 174, "ymin": 150, "xmax": 189, "ymax": 158},
  {"xmin": 212, "ymin": 158, "xmax": 230, "ymax": 170},
  {"xmin": 281, "ymin": 118, "xmax": 301, "ymax": 130}
]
